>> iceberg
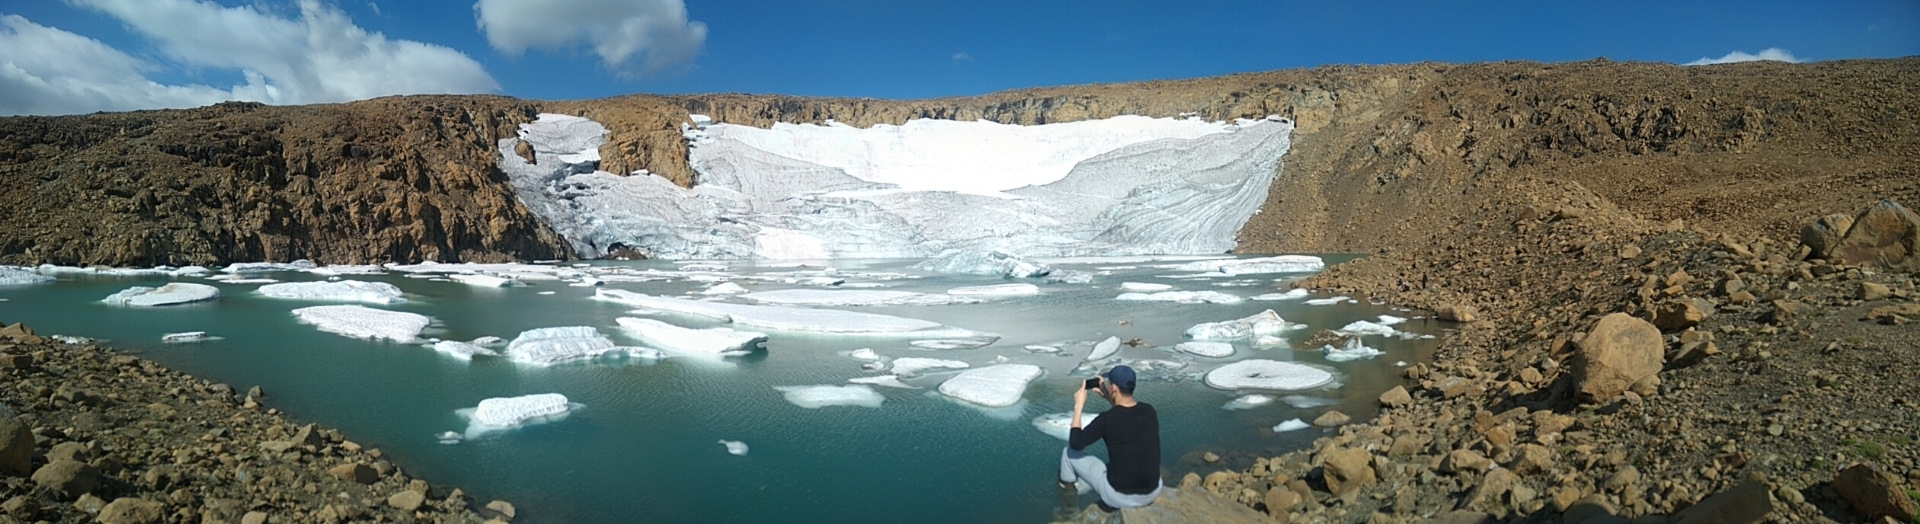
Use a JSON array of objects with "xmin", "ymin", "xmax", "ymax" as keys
[
  {"xmin": 1273, "ymin": 419, "xmax": 1311, "ymax": 432},
  {"xmin": 1222, "ymin": 395, "xmax": 1275, "ymax": 410},
  {"xmin": 740, "ymin": 289, "xmax": 971, "ymax": 306},
  {"xmin": 256, "ymin": 281, "xmax": 406, "ymax": 304},
  {"xmin": 701, "ymin": 282, "xmax": 749, "ymax": 295},
  {"xmin": 890, "ymin": 357, "xmax": 970, "ymax": 377},
  {"xmin": 1204, "ymin": 360, "xmax": 1335, "ymax": 391},
  {"xmin": 431, "ymin": 340, "xmax": 498, "ymax": 361},
  {"xmin": 719, "ymin": 440, "xmax": 749, "ymax": 456},
  {"xmin": 1377, "ymin": 315, "xmax": 1407, "ymax": 325},
  {"xmin": 1087, "ymin": 336, "xmax": 1122, "ymax": 361},
  {"xmin": 1115, "ymin": 291, "xmax": 1244, "ymax": 304},
  {"xmin": 946, "ymin": 283, "xmax": 1039, "ymax": 296},
  {"xmin": 1031, "ymin": 412, "xmax": 1100, "ymax": 440},
  {"xmin": 937, "ymin": 364, "xmax": 1043, "ymax": 408},
  {"xmin": 291, "ymin": 305, "xmax": 430, "ymax": 343},
  {"xmin": 1323, "ymin": 339, "xmax": 1385, "ymax": 362},
  {"xmin": 0, "ymin": 267, "xmax": 53, "ymax": 285},
  {"xmin": 1118, "ymin": 282, "xmax": 1171, "ymax": 292},
  {"xmin": 776, "ymin": 385, "xmax": 885, "ymax": 409},
  {"xmin": 848, "ymin": 348, "xmax": 881, "ymax": 360},
  {"xmin": 459, "ymin": 393, "xmax": 578, "ymax": 438},
  {"xmin": 1337, "ymin": 320, "xmax": 1398, "ymax": 337},
  {"xmin": 594, "ymin": 289, "xmax": 984, "ymax": 338},
  {"xmin": 161, "ymin": 331, "xmax": 219, "ymax": 344},
  {"xmin": 848, "ymin": 375, "xmax": 916, "ymax": 389},
  {"xmin": 614, "ymin": 317, "xmax": 767, "ymax": 355},
  {"xmin": 102, "ymin": 283, "xmax": 220, "ymax": 306},
  {"xmin": 1170, "ymin": 255, "xmax": 1324, "ymax": 275},
  {"xmin": 1174, "ymin": 341, "xmax": 1235, "ymax": 358},
  {"xmin": 1251, "ymin": 289, "xmax": 1310, "ymax": 301},
  {"xmin": 1185, "ymin": 310, "xmax": 1292, "ymax": 341},
  {"xmin": 497, "ymin": 113, "xmax": 1294, "ymax": 259},
  {"xmin": 504, "ymin": 326, "xmax": 620, "ymax": 366}
]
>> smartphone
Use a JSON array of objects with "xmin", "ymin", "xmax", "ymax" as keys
[{"xmin": 1083, "ymin": 378, "xmax": 1101, "ymax": 390}]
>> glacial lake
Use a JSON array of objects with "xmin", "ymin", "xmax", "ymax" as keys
[{"xmin": 0, "ymin": 255, "xmax": 1439, "ymax": 523}]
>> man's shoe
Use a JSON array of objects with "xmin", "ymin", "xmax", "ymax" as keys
[{"xmin": 1056, "ymin": 480, "xmax": 1077, "ymax": 511}]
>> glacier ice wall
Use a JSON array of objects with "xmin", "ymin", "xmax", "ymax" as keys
[{"xmin": 499, "ymin": 113, "xmax": 1293, "ymax": 259}]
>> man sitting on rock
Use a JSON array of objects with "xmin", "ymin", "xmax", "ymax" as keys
[{"xmin": 1060, "ymin": 365, "xmax": 1164, "ymax": 512}]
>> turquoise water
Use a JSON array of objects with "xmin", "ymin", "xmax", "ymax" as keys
[{"xmin": 0, "ymin": 256, "xmax": 1438, "ymax": 523}]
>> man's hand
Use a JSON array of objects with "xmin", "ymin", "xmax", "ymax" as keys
[{"xmin": 1071, "ymin": 381, "xmax": 1089, "ymax": 429}]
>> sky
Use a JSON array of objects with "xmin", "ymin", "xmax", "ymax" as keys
[{"xmin": 1, "ymin": 0, "xmax": 1916, "ymax": 116}]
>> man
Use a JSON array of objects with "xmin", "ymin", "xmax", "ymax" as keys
[{"xmin": 1059, "ymin": 365, "xmax": 1163, "ymax": 511}]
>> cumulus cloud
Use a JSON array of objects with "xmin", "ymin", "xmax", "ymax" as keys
[
  {"xmin": 0, "ymin": 0, "xmax": 497, "ymax": 116},
  {"xmin": 475, "ymin": 0, "xmax": 706, "ymax": 74},
  {"xmin": 1684, "ymin": 47, "xmax": 1803, "ymax": 66}
]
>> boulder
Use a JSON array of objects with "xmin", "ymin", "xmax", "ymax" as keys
[
  {"xmin": 1652, "ymin": 299, "xmax": 1708, "ymax": 331},
  {"xmin": 1508, "ymin": 444, "xmax": 1555, "ymax": 474},
  {"xmin": 1437, "ymin": 305, "xmax": 1479, "ymax": 323},
  {"xmin": 46, "ymin": 442, "xmax": 89, "ymax": 463},
  {"xmin": 1829, "ymin": 200, "xmax": 1920, "ymax": 272},
  {"xmin": 1800, "ymin": 213, "xmax": 1855, "ymax": 259},
  {"xmin": 328, "ymin": 463, "xmax": 378, "ymax": 485},
  {"xmin": 1460, "ymin": 468, "xmax": 1519, "ymax": 511},
  {"xmin": 387, "ymin": 489, "xmax": 426, "ymax": 512},
  {"xmin": 97, "ymin": 498, "xmax": 165, "ymax": 524},
  {"xmin": 1263, "ymin": 486, "xmax": 1300, "ymax": 515},
  {"xmin": 1671, "ymin": 480, "xmax": 1773, "ymax": 524},
  {"xmin": 1833, "ymin": 464, "xmax": 1918, "ymax": 522},
  {"xmin": 1312, "ymin": 410, "xmax": 1350, "ymax": 427},
  {"xmin": 1765, "ymin": 300, "xmax": 1812, "ymax": 324},
  {"xmin": 485, "ymin": 500, "xmax": 516, "ymax": 520},
  {"xmin": 1320, "ymin": 447, "xmax": 1376, "ymax": 499},
  {"xmin": 1574, "ymin": 313, "xmax": 1664, "ymax": 403},
  {"xmin": 31, "ymin": 460, "xmax": 99, "ymax": 499},
  {"xmin": 1859, "ymin": 282, "xmax": 1892, "ymax": 301},
  {"xmin": 0, "ymin": 415, "xmax": 32, "ymax": 476},
  {"xmin": 1442, "ymin": 449, "xmax": 1492, "ymax": 474},
  {"xmin": 1378, "ymin": 385, "xmax": 1412, "ymax": 407}
]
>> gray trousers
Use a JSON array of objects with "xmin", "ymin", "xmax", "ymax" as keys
[{"xmin": 1059, "ymin": 447, "xmax": 1163, "ymax": 509}]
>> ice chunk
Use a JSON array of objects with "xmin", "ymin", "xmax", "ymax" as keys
[
  {"xmin": 1253, "ymin": 335, "xmax": 1289, "ymax": 349},
  {"xmin": 937, "ymin": 364, "xmax": 1043, "ymax": 408},
  {"xmin": 914, "ymin": 249, "xmax": 1051, "ymax": 278},
  {"xmin": 1273, "ymin": 419, "xmax": 1310, "ymax": 432},
  {"xmin": 504, "ymin": 326, "xmax": 620, "ymax": 366},
  {"xmin": 614, "ymin": 317, "xmax": 767, "ymax": 355},
  {"xmin": 459, "ymin": 393, "xmax": 578, "ymax": 438},
  {"xmin": 1377, "ymin": 315, "xmax": 1407, "ymax": 325},
  {"xmin": 1204, "ymin": 360, "xmax": 1335, "ymax": 391},
  {"xmin": 1087, "ymin": 336, "xmax": 1121, "ymax": 361},
  {"xmin": 1115, "ymin": 291, "xmax": 1244, "ymax": 304},
  {"xmin": 595, "ymin": 289, "xmax": 984, "ymax": 338},
  {"xmin": 223, "ymin": 261, "xmax": 315, "ymax": 273},
  {"xmin": 946, "ymin": 283, "xmax": 1039, "ymax": 296},
  {"xmin": 102, "ymin": 283, "xmax": 221, "ymax": 306},
  {"xmin": 701, "ymin": 282, "xmax": 749, "ymax": 295},
  {"xmin": 1222, "ymin": 395, "xmax": 1274, "ymax": 410},
  {"xmin": 890, "ymin": 357, "xmax": 970, "ymax": 376},
  {"xmin": 1118, "ymin": 282, "xmax": 1171, "ymax": 292},
  {"xmin": 719, "ymin": 440, "xmax": 749, "ymax": 456},
  {"xmin": 0, "ymin": 267, "xmax": 54, "ymax": 285},
  {"xmin": 741, "ymin": 289, "xmax": 970, "ymax": 306},
  {"xmin": 1323, "ymin": 339, "xmax": 1384, "ymax": 362},
  {"xmin": 1031, "ymin": 412, "xmax": 1099, "ymax": 440},
  {"xmin": 1251, "ymin": 289, "xmax": 1310, "ymax": 301},
  {"xmin": 436, "ymin": 431, "xmax": 462, "ymax": 445},
  {"xmin": 908, "ymin": 336, "xmax": 997, "ymax": 350},
  {"xmin": 161, "ymin": 332, "xmax": 219, "ymax": 344},
  {"xmin": 291, "ymin": 305, "xmax": 431, "ymax": 343},
  {"xmin": 1171, "ymin": 256, "xmax": 1324, "ymax": 275},
  {"xmin": 1303, "ymin": 296, "xmax": 1349, "ymax": 305},
  {"xmin": 256, "ymin": 281, "xmax": 406, "ymax": 304},
  {"xmin": 848, "ymin": 348, "xmax": 880, "ymax": 360},
  {"xmin": 848, "ymin": 375, "xmax": 917, "ymax": 389},
  {"xmin": 1045, "ymin": 270, "xmax": 1094, "ymax": 284},
  {"xmin": 1185, "ymin": 310, "xmax": 1292, "ymax": 341},
  {"xmin": 1281, "ymin": 395, "xmax": 1340, "ymax": 408},
  {"xmin": 776, "ymin": 385, "xmax": 885, "ymax": 409},
  {"xmin": 449, "ymin": 274, "xmax": 517, "ymax": 287},
  {"xmin": 1174, "ymin": 341, "xmax": 1234, "ymax": 358},
  {"xmin": 431, "ymin": 341, "xmax": 498, "ymax": 361},
  {"xmin": 1337, "ymin": 320, "xmax": 1398, "ymax": 337},
  {"xmin": 172, "ymin": 266, "xmax": 212, "ymax": 277}
]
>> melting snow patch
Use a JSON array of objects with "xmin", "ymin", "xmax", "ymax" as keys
[
  {"xmin": 776, "ymin": 385, "xmax": 885, "ymax": 409},
  {"xmin": 256, "ymin": 281, "xmax": 406, "ymax": 304},
  {"xmin": 1223, "ymin": 395, "xmax": 1275, "ymax": 410},
  {"xmin": 947, "ymin": 283, "xmax": 1039, "ymax": 296},
  {"xmin": 1204, "ymin": 360, "xmax": 1335, "ymax": 391},
  {"xmin": 1031, "ymin": 412, "xmax": 1100, "ymax": 440},
  {"xmin": 1116, "ymin": 291, "xmax": 1244, "ymax": 304},
  {"xmin": 291, "ymin": 305, "xmax": 430, "ymax": 343},
  {"xmin": 938, "ymin": 364, "xmax": 1043, "ymax": 408},
  {"xmin": 719, "ymin": 440, "xmax": 749, "ymax": 456},
  {"xmin": 504, "ymin": 327, "xmax": 620, "ymax": 366},
  {"xmin": 1174, "ymin": 341, "xmax": 1235, "ymax": 358},
  {"xmin": 1323, "ymin": 339, "xmax": 1385, "ymax": 362},
  {"xmin": 615, "ymin": 317, "xmax": 766, "ymax": 356},
  {"xmin": 102, "ymin": 283, "xmax": 221, "ymax": 306},
  {"xmin": 1273, "ymin": 419, "xmax": 1310, "ymax": 432},
  {"xmin": 458, "ymin": 393, "xmax": 578, "ymax": 438},
  {"xmin": 1185, "ymin": 310, "xmax": 1293, "ymax": 341}
]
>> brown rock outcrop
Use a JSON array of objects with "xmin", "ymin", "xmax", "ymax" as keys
[{"xmin": 1827, "ymin": 200, "xmax": 1920, "ymax": 272}]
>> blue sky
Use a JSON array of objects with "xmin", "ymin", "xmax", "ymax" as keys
[{"xmin": 2, "ymin": 0, "xmax": 1916, "ymax": 115}]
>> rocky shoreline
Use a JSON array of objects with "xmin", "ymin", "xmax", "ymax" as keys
[{"xmin": 0, "ymin": 324, "xmax": 514, "ymax": 524}]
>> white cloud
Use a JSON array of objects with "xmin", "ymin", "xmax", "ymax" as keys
[
  {"xmin": 474, "ymin": 0, "xmax": 706, "ymax": 75},
  {"xmin": 1684, "ymin": 47, "xmax": 1803, "ymax": 66},
  {"xmin": 951, "ymin": 52, "xmax": 972, "ymax": 62},
  {"xmin": 0, "ymin": 0, "xmax": 497, "ymax": 116}
]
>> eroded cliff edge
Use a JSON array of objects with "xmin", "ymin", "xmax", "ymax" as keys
[{"xmin": 2, "ymin": 58, "xmax": 1916, "ymax": 266}]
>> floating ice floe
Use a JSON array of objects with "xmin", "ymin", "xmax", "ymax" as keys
[
  {"xmin": 776, "ymin": 385, "xmax": 885, "ymax": 409},
  {"xmin": 1322, "ymin": 339, "xmax": 1385, "ymax": 362},
  {"xmin": 1118, "ymin": 282, "xmax": 1171, "ymax": 292},
  {"xmin": 1303, "ymin": 296, "xmax": 1350, "ymax": 306},
  {"xmin": 719, "ymin": 440, "xmax": 749, "ymax": 456},
  {"xmin": 947, "ymin": 283, "xmax": 1039, "ymax": 296},
  {"xmin": 1174, "ymin": 341, "xmax": 1234, "ymax": 358},
  {"xmin": 458, "ymin": 393, "xmax": 579, "ymax": 438},
  {"xmin": 1031, "ymin": 412, "xmax": 1100, "ymax": 440},
  {"xmin": 256, "ymin": 281, "xmax": 406, "ymax": 304},
  {"xmin": 739, "ymin": 289, "xmax": 971, "ymax": 306},
  {"xmin": 1115, "ymin": 290, "xmax": 1244, "ymax": 304},
  {"xmin": 291, "ymin": 305, "xmax": 431, "ymax": 343},
  {"xmin": 1222, "ymin": 395, "xmax": 1275, "ymax": 410},
  {"xmin": 431, "ymin": 341, "xmax": 498, "ymax": 361},
  {"xmin": 1281, "ymin": 395, "xmax": 1340, "ymax": 408},
  {"xmin": 102, "ymin": 283, "xmax": 221, "ymax": 306},
  {"xmin": 1337, "ymin": 320, "xmax": 1398, "ymax": 337},
  {"xmin": 1273, "ymin": 419, "xmax": 1311, "ymax": 432},
  {"xmin": 937, "ymin": 364, "xmax": 1043, "ymax": 408},
  {"xmin": 449, "ymin": 274, "xmax": 517, "ymax": 287},
  {"xmin": 848, "ymin": 375, "xmax": 916, "ymax": 389},
  {"xmin": 890, "ymin": 357, "xmax": 970, "ymax": 376},
  {"xmin": 1377, "ymin": 315, "xmax": 1407, "ymax": 325},
  {"xmin": 908, "ymin": 336, "xmax": 997, "ymax": 350},
  {"xmin": 1253, "ymin": 335, "xmax": 1289, "ymax": 349},
  {"xmin": 171, "ymin": 266, "xmax": 212, "ymax": 277},
  {"xmin": 223, "ymin": 261, "xmax": 316, "ymax": 273},
  {"xmin": 1251, "ymin": 289, "xmax": 1310, "ymax": 301},
  {"xmin": 1087, "ymin": 336, "xmax": 1121, "ymax": 361},
  {"xmin": 594, "ymin": 289, "xmax": 984, "ymax": 338},
  {"xmin": 1171, "ymin": 255, "xmax": 1324, "ymax": 275},
  {"xmin": 161, "ymin": 332, "xmax": 219, "ymax": 344},
  {"xmin": 1185, "ymin": 310, "xmax": 1294, "ymax": 341},
  {"xmin": 1204, "ymin": 360, "xmax": 1335, "ymax": 391},
  {"xmin": 436, "ymin": 431, "xmax": 462, "ymax": 445},
  {"xmin": 504, "ymin": 326, "xmax": 621, "ymax": 366},
  {"xmin": 615, "ymin": 317, "xmax": 767, "ymax": 356},
  {"xmin": 306, "ymin": 265, "xmax": 387, "ymax": 276},
  {"xmin": 0, "ymin": 267, "xmax": 54, "ymax": 285},
  {"xmin": 914, "ymin": 250, "xmax": 1051, "ymax": 278},
  {"xmin": 848, "ymin": 348, "xmax": 880, "ymax": 360},
  {"xmin": 701, "ymin": 282, "xmax": 749, "ymax": 295},
  {"xmin": 1045, "ymin": 270, "xmax": 1094, "ymax": 284}
]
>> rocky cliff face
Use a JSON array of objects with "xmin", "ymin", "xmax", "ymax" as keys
[{"xmin": 1, "ymin": 59, "xmax": 1915, "ymax": 266}]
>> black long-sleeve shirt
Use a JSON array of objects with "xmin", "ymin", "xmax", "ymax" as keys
[{"xmin": 1068, "ymin": 402, "xmax": 1161, "ymax": 494}]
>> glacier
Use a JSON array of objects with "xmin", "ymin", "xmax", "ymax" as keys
[{"xmin": 498, "ymin": 113, "xmax": 1293, "ymax": 260}]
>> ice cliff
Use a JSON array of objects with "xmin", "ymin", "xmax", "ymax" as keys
[{"xmin": 500, "ymin": 113, "xmax": 1294, "ymax": 259}]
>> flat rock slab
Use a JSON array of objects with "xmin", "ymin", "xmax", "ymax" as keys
[{"xmin": 1111, "ymin": 487, "xmax": 1270, "ymax": 524}]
